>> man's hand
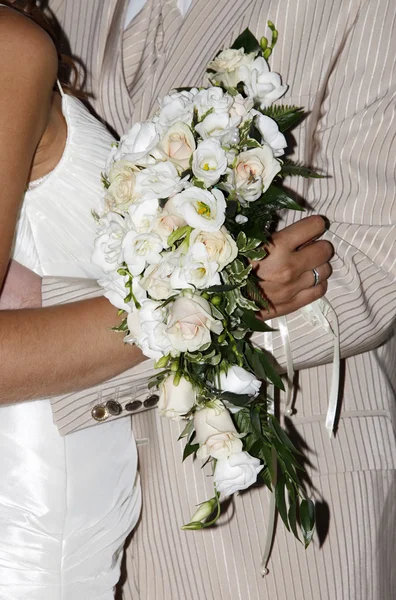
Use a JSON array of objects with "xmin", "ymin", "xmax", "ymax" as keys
[
  {"xmin": 255, "ymin": 216, "xmax": 333, "ymax": 319},
  {"xmin": 0, "ymin": 260, "xmax": 42, "ymax": 310}
]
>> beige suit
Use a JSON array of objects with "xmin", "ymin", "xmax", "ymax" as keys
[{"xmin": 46, "ymin": 1, "xmax": 396, "ymax": 598}]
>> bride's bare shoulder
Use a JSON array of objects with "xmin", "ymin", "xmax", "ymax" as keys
[{"xmin": 0, "ymin": 5, "xmax": 57, "ymax": 86}]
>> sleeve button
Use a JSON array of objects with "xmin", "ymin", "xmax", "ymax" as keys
[
  {"xmin": 106, "ymin": 400, "xmax": 123, "ymax": 416},
  {"xmin": 125, "ymin": 400, "xmax": 143, "ymax": 412},
  {"xmin": 91, "ymin": 404, "xmax": 109, "ymax": 421}
]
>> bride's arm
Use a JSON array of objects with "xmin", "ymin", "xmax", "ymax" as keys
[{"xmin": 0, "ymin": 8, "xmax": 145, "ymax": 404}]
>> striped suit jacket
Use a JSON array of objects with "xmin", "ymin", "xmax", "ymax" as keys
[{"xmin": 46, "ymin": 1, "xmax": 396, "ymax": 598}]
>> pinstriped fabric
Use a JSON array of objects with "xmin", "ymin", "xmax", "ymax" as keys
[{"xmin": 45, "ymin": 1, "xmax": 396, "ymax": 597}]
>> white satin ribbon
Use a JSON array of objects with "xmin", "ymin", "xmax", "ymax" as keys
[
  {"xmin": 260, "ymin": 323, "xmax": 276, "ymax": 576},
  {"xmin": 300, "ymin": 297, "xmax": 340, "ymax": 437}
]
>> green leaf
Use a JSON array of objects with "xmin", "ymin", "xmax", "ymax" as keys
[
  {"xmin": 225, "ymin": 290, "xmax": 237, "ymax": 315},
  {"xmin": 241, "ymin": 310, "xmax": 274, "ymax": 332},
  {"xmin": 257, "ymin": 349, "xmax": 285, "ymax": 390},
  {"xmin": 300, "ymin": 498, "xmax": 315, "ymax": 548},
  {"xmin": 167, "ymin": 225, "xmax": 192, "ymax": 246},
  {"xmin": 220, "ymin": 391, "xmax": 253, "ymax": 407},
  {"xmin": 178, "ymin": 419, "xmax": 194, "ymax": 440},
  {"xmin": 246, "ymin": 278, "xmax": 269, "ymax": 310},
  {"xmin": 275, "ymin": 473, "xmax": 290, "ymax": 531},
  {"xmin": 203, "ymin": 284, "xmax": 240, "ymax": 293},
  {"xmin": 262, "ymin": 105, "xmax": 305, "ymax": 133},
  {"xmin": 279, "ymin": 160, "xmax": 324, "ymax": 179},
  {"xmin": 236, "ymin": 231, "xmax": 248, "ymax": 251},
  {"xmin": 260, "ymin": 185, "xmax": 304, "ymax": 211},
  {"xmin": 269, "ymin": 416, "xmax": 301, "ymax": 455},
  {"xmin": 183, "ymin": 441, "xmax": 199, "ymax": 462},
  {"xmin": 288, "ymin": 498, "xmax": 300, "ymax": 541},
  {"xmin": 230, "ymin": 28, "xmax": 261, "ymax": 54},
  {"xmin": 242, "ymin": 248, "xmax": 267, "ymax": 261}
]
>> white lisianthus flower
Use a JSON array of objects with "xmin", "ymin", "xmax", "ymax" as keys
[
  {"xmin": 214, "ymin": 451, "xmax": 262, "ymax": 496},
  {"xmin": 229, "ymin": 94, "xmax": 254, "ymax": 123},
  {"xmin": 98, "ymin": 272, "xmax": 146, "ymax": 313},
  {"xmin": 122, "ymin": 230, "xmax": 163, "ymax": 276},
  {"xmin": 189, "ymin": 227, "xmax": 238, "ymax": 269},
  {"xmin": 116, "ymin": 122, "xmax": 159, "ymax": 165},
  {"xmin": 91, "ymin": 212, "xmax": 129, "ymax": 274},
  {"xmin": 159, "ymin": 122, "xmax": 196, "ymax": 170},
  {"xmin": 158, "ymin": 373, "xmax": 196, "ymax": 420},
  {"xmin": 128, "ymin": 198, "xmax": 159, "ymax": 233},
  {"xmin": 106, "ymin": 160, "xmax": 140, "ymax": 209},
  {"xmin": 171, "ymin": 188, "xmax": 226, "ymax": 232},
  {"xmin": 225, "ymin": 146, "xmax": 281, "ymax": 202},
  {"xmin": 192, "ymin": 139, "xmax": 228, "ymax": 187},
  {"xmin": 194, "ymin": 401, "xmax": 243, "ymax": 460},
  {"xmin": 220, "ymin": 365, "xmax": 261, "ymax": 397},
  {"xmin": 126, "ymin": 299, "xmax": 171, "ymax": 359},
  {"xmin": 166, "ymin": 291, "xmax": 223, "ymax": 353},
  {"xmin": 193, "ymin": 87, "xmax": 234, "ymax": 117},
  {"xmin": 155, "ymin": 90, "xmax": 197, "ymax": 134},
  {"xmin": 170, "ymin": 243, "xmax": 221, "ymax": 290},
  {"xmin": 208, "ymin": 48, "xmax": 255, "ymax": 88},
  {"xmin": 255, "ymin": 114, "xmax": 287, "ymax": 157},
  {"xmin": 195, "ymin": 112, "xmax": 240, "ymax": 145},
  {"xmin": 140, "ymin": 260, "xmax": 175, "ymax": 300},
  {"xmin": 238, "ymin": 57, "xmax": 288, "ymax": 108},
  {"xmin": 150, "ymin": 210, "xmax": 186, "ymax": 248},
  {"xmin": 135, "ymin": 161, "xmax": 186, "ymax": 201}
]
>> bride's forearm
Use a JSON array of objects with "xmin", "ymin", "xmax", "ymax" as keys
[{"xmin": 0, "ymin": 297, "xmax": 145, "ymax": 403}]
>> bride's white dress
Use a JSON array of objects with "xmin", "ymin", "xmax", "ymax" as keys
[{"xmin": 0, "ymin": 91, "xmax": 141, "ymax": 599}]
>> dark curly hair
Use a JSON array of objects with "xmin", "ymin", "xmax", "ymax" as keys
[{"xmin": 1, "ymin": 0, "xmax": 82, "ymax": 94}]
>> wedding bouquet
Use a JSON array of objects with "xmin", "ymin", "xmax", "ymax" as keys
[{"xmin": 93, "ymin": 25, "xmax": 317, "ymax": 548}]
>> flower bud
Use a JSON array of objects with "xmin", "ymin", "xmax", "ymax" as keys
[
  {"xmin": 181, "ymin": 521, "xmax": 204, "ymax": 531},
  {"xmin": 189, "ymin": 498, "xmax": 217, "ymax": 523},
  {"xmin": 210, "ymin": 295, "xmax": 222, "ymax": 306},
  {"xmin": 260, "ymin": 36, "xmax": 268, "ymax": 51}
]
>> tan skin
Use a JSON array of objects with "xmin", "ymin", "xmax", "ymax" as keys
[{"xmin": 0, "ymin": 8, "xmax": 333, "ymax": 404}]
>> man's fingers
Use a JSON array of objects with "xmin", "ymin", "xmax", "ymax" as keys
[{"xmin": 271, "ymin": 215, "xmax": 326, "ymax": 251}]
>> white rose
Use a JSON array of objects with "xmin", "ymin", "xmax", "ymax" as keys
[
  {"xmin": 194, "ymin": 401, "xmax": 243, "ymax": 460},
  {"xmin": 117, "ymin": 122, "xmax": 159, "ymax": 165},
  {"xmin": 208, "ymin": 48, "xmax": 255, "ymax": 88},
  {"xmin": 170, "ymin": 243, "xmax": 221, "ymax": 290},
  {"xmin": 195, "ymin": 112, "xmax": 240, "ymax": 145},
  {"xmin": 135, "ymin": 161, "xmax": 186, "ymax": 201},
  {"xmin": 166, "ymin": 292, "xmax": 223, "ymax": 353},
  {"xmin": 159, "ymin": 122, "xmax": 196, "ymax": 170},
  {"xmin": 106, "ymin": 160, "xmax": 140, "ymax": 209},
  {"xmin": 189, "ymin": 227, "xmax": 238, "ymax": 269},
  {"xmin": 158, "ymin": 374, "xmax": 196, "ymax": 420},
  {"xmin": 193, "ymin": 87, "xmax": 234, "ymax": 117},
  {"xmin": 122, "ymin": 230, "xmax": 163, "ymax": 276},
  {"xmin": 150, "ymin": 210, "xmax": 186, "ymax": 248},
  {"xmin": 140, "ymin": 260, "xmax": 175, "ymax": 300},
  {"xmin": 192, "ymin": 139, "xmax": 228, "ymax": 187},
  {"xmin": 128, "ymin": 198, "xmax": 159, "ymax": 233},
  {"xmin": 225, "ymin": 146, "xmax": 281, "ymax": 202},
  {"xmin": 126, "ymin": 299, "xmax": 171, "ymax": 358},
  {"xmin": 220, "ymin": 365, "xmax": 261, "ymax": 396},
  {"xmin": 255, "ymin": 114, "xmax": 287, "ymax": 157},
  {"xmin": 98, "ymin": 272, "xmax": 146, "ymax": 313},
  {"xmin": 91, "ymin": 212, "xmax": 129, "ymax": 274},
  {"xmin": 229, "ymin": 94, "xmax": 254, "ymax": 122},
  {"xmin": 238, "ymin": 57, "xmax": 288, "ymax": 108},
  {"xmin": 214, "ymin": 451, "xmax": 262, "ymax": 496},
  {"xmin": 171, "ymin": 188, "xmax": 226, "ymax": 232},
  {"xmin": 155, "ymin": 90, "xmax": 197, "ymax": 134}
]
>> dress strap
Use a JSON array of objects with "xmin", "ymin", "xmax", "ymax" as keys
[{"xmin": 56, "ymin": 80, "xmax": 65, "ymax": 97}]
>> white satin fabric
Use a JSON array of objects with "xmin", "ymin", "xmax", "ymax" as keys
[{"xmin": 1, "ymin": 93, "xmax": 141, "ymax": 599}]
